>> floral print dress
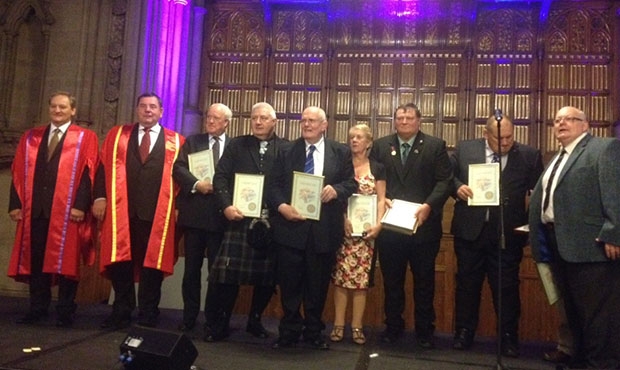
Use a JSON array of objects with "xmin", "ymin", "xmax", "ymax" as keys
[{"xmin": 331, "ymin": 172, "xmax": 376, "ymax": 290}]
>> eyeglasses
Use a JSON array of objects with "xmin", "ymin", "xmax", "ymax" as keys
[{"xmin": 554, "ymin": 116, "xmax": 584, "ymax": 124}]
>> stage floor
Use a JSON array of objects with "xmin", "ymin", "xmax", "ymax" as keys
[{"xmin": 0, "ymin": 296, "xmax": 558, "ymax": 370}]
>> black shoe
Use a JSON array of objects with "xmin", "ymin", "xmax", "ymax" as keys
[
  {"xmin": 100, "ymin": 314, "xmax": 131, "ymax": 330},
  {"xmin": 246, "ymin": 318, "xmax": 269, "ymax": 338},
  {"xmin": 543, "ymin": 350, "xmax": 572, "ymax": 364},
  {"xmin": 203, "ymin": 325, "xmax": 229, "ymax": 342},
  {"xmin": 417, "ymin": 336, "xmax": 435, "ymax": 349},
  {"xmin": 453, "ymin": 328, "xmax": 474, "ymax": 350},
  {"xmin": 272, "ymin": 336, "xmax": 298, "ymax": 349},
  {"xmin": 56, "ymin": 314, "xmax": 73, "ymax": 328},
  {"xmin": 178, "ymin": 321, "xmax": 195, "ymax": 332},
  {"xmin": 303, "ymin": 336, "xmax": 329, "ymax": 350},
  {"xmin": 380, "ymin": 329, "xmax": 402, "ymax": 344},
  {"xmin": 501, "ymin": 333, "xmax": 520, "ymax": 358},
  {"xmin": 16, "ymin": 312, "xmax": 47, "ymax": 325}
]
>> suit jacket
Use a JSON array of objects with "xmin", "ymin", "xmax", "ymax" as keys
[
  {"xmin": 529, "ymin": 134, "xmax": 620, "ymax": 263},
  {"xmin": 213, "ymin": 134, "xmax": 287, "ymax": 209},
  {"xmin": 451, "ymin": 138, "xmax": 543, "ymax": 244},
  {"xmin": 173, "ymin": 133, "xmax": 230, "ymax": 232},
  {"xmin": 370, "ymin": 131, "xmax": 453, "ymax": 242},
  {"xmin": 266, "ymin": 137, "xmax": 357, "ymax": 254}
]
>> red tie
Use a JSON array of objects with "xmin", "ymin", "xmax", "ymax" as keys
[{"xmin": 140, "ymin": 128, "xmax": 150, "ymax": 163}]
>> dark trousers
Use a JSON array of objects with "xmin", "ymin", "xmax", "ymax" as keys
[
  {"xmin": 108, "ymin": 219, "xmax": 163, "ymax": 319},
  {"xmin": 545, "ymin": 227, "xmax": 620, "ymax": 369},
  {"xmin": 275, "ymin": 239, "xmax": 335, "ymax": 340},
  {"xmin": 377, "ymin": 230, "xmax": 440, "ymax": 338},
  {"xmin": 454, "ymin": 222, "xmax": 523, "ymax": 337},
  {"xmin": 206, "ymin": 282, "xmax": 273, "ymax": 330},
  {"xmin": 181, "ymin": 227, "xmax": 223, "ymax": 326},
  {"xmin": 29, "ymin": 218, "xmax": 78, "ymax": 316}
]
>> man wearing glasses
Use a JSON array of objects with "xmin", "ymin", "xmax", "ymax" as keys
[{"xmin": 529, "ymin": 106, "xmax": 620, "ymax": 369}]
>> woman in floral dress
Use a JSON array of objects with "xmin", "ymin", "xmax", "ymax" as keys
[{"xmin": 330, "ymin": 124, "xmax": 386, "ymax": 344}]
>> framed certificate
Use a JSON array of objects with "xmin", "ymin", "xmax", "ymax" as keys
[
  {"xmin": 188, "ymin": 149, "xmax": 215, "ymax": 182},
  {"xmin": 467, "ymin": 163, "xmax": 500, "ymax": 206},
  {"xmin": 291, "ymin": 171, "xmax": 324, "ymax": 221},
  {"xmin": 233, "ymin": 173, "xmax": 264, "ymax": 218},
  {"xmin": 381, "ymin": 199, "xmax": 421, "ymax": 235},
  {"xmin": 348, "ymin": 194, "xmax": 377, "ymax": 236}
]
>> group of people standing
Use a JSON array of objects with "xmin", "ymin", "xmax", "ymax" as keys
[{"xmin": 8, "ymin": 90, "xmax": 620, "ymax": 369}]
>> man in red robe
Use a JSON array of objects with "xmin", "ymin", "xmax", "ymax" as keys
[
  {"xmin": 8, "ymin": 91, "xmax": 99, "ymax": 327},
  {"xmin": 93, "ymin": 92, "xmax": 185, "ymax": 329}
]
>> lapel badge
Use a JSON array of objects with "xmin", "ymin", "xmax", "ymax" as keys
[
  {"xmin": 413, "ymin": 149, "xmax": 419, "ymax": 154},
  {"xmin": 390, "ymin": 145, "xmax": 396, "ymax": 156}
]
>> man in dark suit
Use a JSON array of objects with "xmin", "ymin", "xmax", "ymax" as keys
[
  {"xmin": 8, "ymin": 91, "xmax": 99, "ymax": 327},
  {"xmin": 450, "ymin": 115, "xmax": 543, "ymax": 357},
  {"xmin": 93, "ymin": 93, "xmax": 185, "ymax": 329},
  {"xmin": 173, "ymin": 103, "xmax": 230, "ymax": 333},
  {"xmin": 267, "ymin": 106, "xmax": 357, "ymax": 350},
  {"xmin": 370, "ymin": 103, "xmax": 452, "ymax": 349},
  {"xmin": 529, "ymin": 106, "xmax": 620, "ymax": 369},
  {"xmin": 208, "ymin": 102, "xmax": 287, "ymax": 341}
]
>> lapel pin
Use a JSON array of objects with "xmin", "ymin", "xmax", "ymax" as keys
[
  {"xmin": 414, "ymin": 149, "xmax": 419, "ymax": 154},
  {"xmin": 390, "ymin": 145, "xmax": 396, "ymax": 156}
]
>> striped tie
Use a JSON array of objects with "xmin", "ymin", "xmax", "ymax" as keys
[
  {"xmin": 543, "ymin": 149, "xmax": 566, "ymax": 212},
  {"xmin": 304, "ymin": 145, "xmax": 316, "ymax": 174}
]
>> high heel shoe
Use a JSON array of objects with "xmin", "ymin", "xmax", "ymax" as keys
[
  {"xmin": 352, "ymin": 327, "xmax": 366, "ymax": 345},
  {"xmin": 329, "ymin": 325, "xmax": 344, "ymax": 342}
]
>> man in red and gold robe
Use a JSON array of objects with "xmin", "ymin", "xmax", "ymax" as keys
[
  {"xmin": 8, "ymin": 91, "xmax": 99, "ymax": 327},
  {"xmin": 93, "ymin": 92, "xmax": 184, "ymax": 329}
]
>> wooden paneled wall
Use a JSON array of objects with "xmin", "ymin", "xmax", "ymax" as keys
[{"xmin": 202, "ymin": 0, "xmax": 618, "ymax": 156}]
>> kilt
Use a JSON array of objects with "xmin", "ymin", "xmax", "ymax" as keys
[{"xmin": 209, "ymin": 218, "xmax": 276, "ymax": 286}]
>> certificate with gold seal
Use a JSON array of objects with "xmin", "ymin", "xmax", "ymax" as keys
[
  {"xmin": 233, "ymin": 173, "xmax": 264, "ymax": 218},
  {"xmin": 291, "ymin": 171, "xmax": 324, "ymax": 221},
  {"xmin": 188, "ymin": 149, "xmax": 215, "ymax": 182},
  {"xmin": 467, "ymin": 163, "xmax": 500, "ymax": 206},
  {"xmin": 348, "ymin": 194, "xmax": 377, "ymax": 237}
]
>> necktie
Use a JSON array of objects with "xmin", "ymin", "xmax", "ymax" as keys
[
  {"xmin": 304, "ymin": 145, "xmax": 316, "ymax": 174},
  {"xmin": 47, "ymin": 128, "xmax": 60, "ymax": 162},
  {"xmin": 212, "ymin": 136, "xmax": 220, "ymax": 166},
  {"xmin": 542, "ymin": 149, "xmax": 566, "ymax": 212},
  {"xmin": 139, "ymin": 128, "xmax": 150, "ymax": 163},
  {"xmin": 401, "ymin": 143, "xmax": 411, "ymax": 165}
]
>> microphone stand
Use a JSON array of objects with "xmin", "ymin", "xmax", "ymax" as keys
[{"xmin": 493, "ymin": 111, "xmax": 508, "ymax": 370}]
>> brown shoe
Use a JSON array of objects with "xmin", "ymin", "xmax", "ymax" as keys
[{"xmin": 543, "ymin": 350, "xmax": 572, "ymax": 363}]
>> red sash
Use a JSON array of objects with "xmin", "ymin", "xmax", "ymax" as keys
[
  {"xmin": 99, "ymin": 124, "xmax": 184, "ymax": 277},
  {"xmin": 8, "ymin": 125, "xmax": 99, "ymax": 282}
]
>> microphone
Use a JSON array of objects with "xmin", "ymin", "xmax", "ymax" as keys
[{"xmin": 494, "ymin": 108, "xmax": 503, "ymax": 121}]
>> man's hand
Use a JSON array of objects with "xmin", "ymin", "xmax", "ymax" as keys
[
  {"xmin": 70, "ymin": 208, "xmax": 85, "ymax": 223},
  {"xmin": 320, "ymin": 185, "xmax": 337, "ymax": 203},
  {"xmin": 9, "ymin": 209, "xmax": 22, "ymax": 222},
  {"xmin": 92, "ymin": 199, "xmax": 106, "ymax": 221},
  {"xmin": 415, "ymin": 203, "xmax": 432, "ymax": 227},
  {"xmin": 456, "ymin": 184, "xmax": 473, "ymax": 202},
  {"xmin": 195, "ymin": 180, "xmax": 214, "ymax": 194},
  {"xmin": 278, "ymin": 203, "xmax": 305, "ymax": 222},
  {"xmin": 223, "ymin": 205, "xmax": 244, "ymax": 221}
]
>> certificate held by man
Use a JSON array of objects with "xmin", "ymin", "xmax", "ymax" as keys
[
  {"xmin": 467, "ymin": 163, "xmax": 500, "ymax": 206},
  {"xmin": 233, "ymin": 173, "xmax": 265, "ymax": 218},
  {"xmin": 381, "ymin": 199, "xmax": 421, "ymax": 235},
  {"xmin": 291, "ymin": 171, "xmax": 324, "ymax": 221},
  {"xmin": 188, "ymin": 149, "xmax": 215, "ymax": 182}
]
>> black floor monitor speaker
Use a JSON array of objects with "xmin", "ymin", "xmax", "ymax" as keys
[{"xmin": 119, "ymin": 326, "xmax": 198, "ymax": 370}]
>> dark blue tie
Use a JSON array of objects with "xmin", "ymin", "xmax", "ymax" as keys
[{"xmin": 304, "ymin": 145, "xmax": 316, "ymax": 174}]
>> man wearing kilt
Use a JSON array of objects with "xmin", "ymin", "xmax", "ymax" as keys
[{"xmin": 206, "ymin": 102, "xmax": 288, "ymax": 341}]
